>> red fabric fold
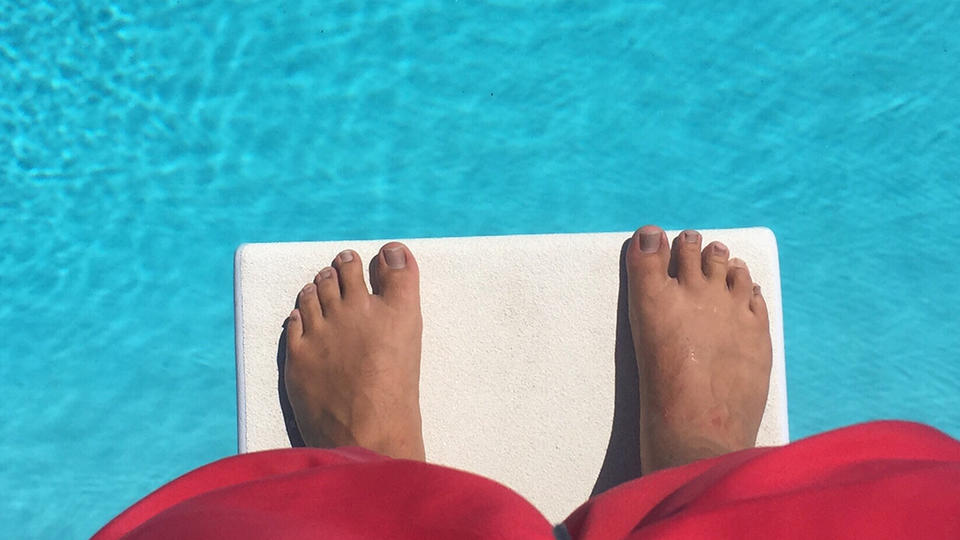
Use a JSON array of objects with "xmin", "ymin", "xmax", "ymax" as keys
[
  {"xmin": 565, "ymin": 421, "xmax": 960, "ymax": 539},
  {"xmin": 94, "ymin": 421, "xmax": 960, "ymax": 540}
]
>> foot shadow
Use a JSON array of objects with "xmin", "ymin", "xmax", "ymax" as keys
[
  {"xmin": 277, "ymin": 323, "xmax": 306, "ymax": 447},
  {"xmin": 590, "ymin": 238, "xmax": 643, "ymax": 496}
]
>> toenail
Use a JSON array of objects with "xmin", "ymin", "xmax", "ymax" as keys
[
  {"xmin": 384, "ymin": 247, "xmax": 406, "ymax": 268},
  {"xmin": 320, "ymin": 268, "xmax": 334, "ymax": 279},
  {"xmin": 639, "ymin": 231, "xmax": 661, "ymax": 253},
  {"xmin": 302, "ymin": 283, "xmax": 314, "ymax": 293},
  {"xmin": 730, "ymin": 258, "xmax": 746, "ymax": 268},
  {"xmin": 339, "ymin": 250, "xmax": 354, "ymax": 263},
  {"xmin": 713, "ymin": 243, "xmax": 728, "ymax": 257},
  {"xmin": 684, "ymin": 230, "xmax": 700, "ymax": 243},
  {"xmin": 753, "ymin": 284, "xmax": 761, "ymax": 294}
]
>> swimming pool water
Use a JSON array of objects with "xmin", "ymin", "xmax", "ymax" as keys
[{"xmin": 2, "ymin": 0, "xmax": 959, "ymax": 537}]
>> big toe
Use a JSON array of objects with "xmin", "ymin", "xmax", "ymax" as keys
[
  {"xmin": 626, "ymin": 225, "xmax": 670, "ymax": 295},
  {"xmin": 371, "ymin": 242, "xmax": 420, "ymax": 306}
]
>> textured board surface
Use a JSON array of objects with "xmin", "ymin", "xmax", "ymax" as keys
[{"xmin": 234, "ymin": 229, "xmax": 788, "ymax": 522}]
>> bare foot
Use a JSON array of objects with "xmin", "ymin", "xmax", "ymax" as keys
[
  {"xmin": 626, "ymin": 226, "xmax": 772, "ymax": 474},
  {"xmin": 284, "ymin": 242, "xmax": 425, "ymax": 461}
]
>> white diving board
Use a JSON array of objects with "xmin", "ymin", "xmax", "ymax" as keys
[{"xmin": 234, "ymin": 228, "xmax": 788, "ymax": 523}]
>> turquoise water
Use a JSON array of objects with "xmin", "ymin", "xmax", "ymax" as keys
[{"xmin": 2, "ymin": 0, "xmax": 959, "ymax": 537}]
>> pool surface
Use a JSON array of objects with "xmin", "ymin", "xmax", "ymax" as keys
[{"xmin": 2, "ymin": 1, "xmax": 959, "ymax": 537}]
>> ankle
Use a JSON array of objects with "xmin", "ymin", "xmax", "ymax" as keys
[{"xmin": 642, "ymin": 435, "xmax": 739, "ymax": 474}]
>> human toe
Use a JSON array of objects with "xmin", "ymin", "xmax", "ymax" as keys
[
  {"xmin": 332, "ymin": 249, "xmax": 369, "ymax": 300},
  {"xmin": 726, "ymin": 258, "xmax": 753, "ymax": 302},
  {"xmin": 313, "ymin": 267, "xmax": 340, "ymax": 314},
  {"xmin": 372, "ymin": 242, "xmax": 420, "ymax": 306},
  {"xmin": 297, "ymin": 283, "xmax": 323, "ymax": 331},
  {"xmin": 749, "ymin": 283, "xmax": 769, "ymax": 318},
  {"xmin": 626, "ymin": 225, "xmax": 670, "ymax": 293},
  {"xmin": 286, "ymin": 308, "xmax": 303, "ymax": 342},
  {"xmin": 702, "ymin": 241, "xmax": 730, "ymax": 283},
  {"xmin": 670, "ymin": 230, "xmax": 705, "ymax": 284}
]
